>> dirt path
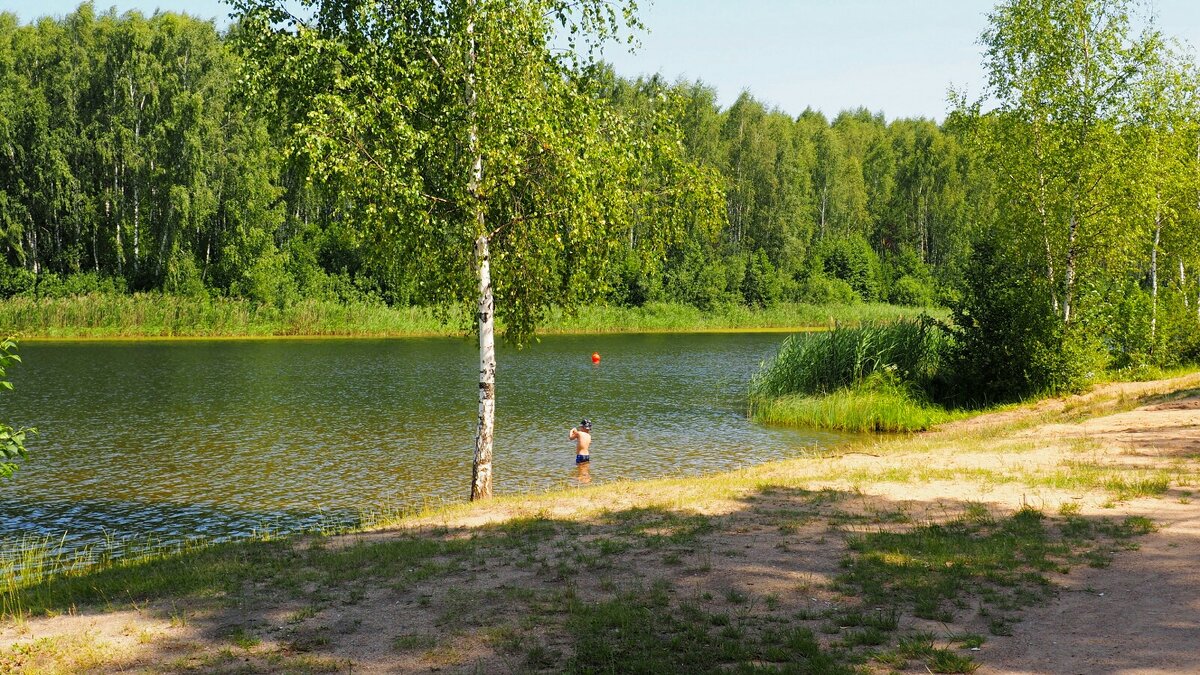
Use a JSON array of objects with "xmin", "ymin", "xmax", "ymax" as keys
[
  {"xmin": 978, "ymin": 502, "xmax": 1200, "ymax": 674},
  {"xmin": 973, "ymin": 393, "xmax": 1200, "ymax": 675},
  {"xmin": 2, "ymin": 375, "xmax": 1199, "ymax": 673}
]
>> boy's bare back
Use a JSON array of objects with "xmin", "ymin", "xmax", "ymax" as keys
[
  {"xmin": 569, "ymin": 418, "xmax": 593, "ymax": 461},
  {"xmin": 569, "ymin": 427, "xmax": 591, "ymax": 453}
]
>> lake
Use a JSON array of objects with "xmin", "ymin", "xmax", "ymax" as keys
[{"xmin": 1, "ymin": 333, "xmax": 849, "ymax": 557}]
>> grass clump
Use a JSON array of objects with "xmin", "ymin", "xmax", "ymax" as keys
[
  {"xmin": 0, "ymin": 632, "xmax": 117, "ymax": 673},
  {"xmin": 838, "ymin": 507, "xmax": 1156, "ymax": 634},
  {"xmin": 751, "ymin": 317, "xmax": 946, "ymax": 398},
  {"xmin": 750, "ymin": 317, "xmax": 956, "ymax": 431},
  {"xmin": 1033, "ymin": 463, "xmax": 1173, "ymax": 501},
  {"xmin": 544, "ymin": 301, "xmax": 942, "ymax": 334},
  {"xmin": 0, "ymin": 293, "xmax": 456, "ymax": 338}
]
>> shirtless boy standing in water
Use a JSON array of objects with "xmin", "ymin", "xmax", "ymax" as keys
[{"xmin": 569, "ymin": 418, "xmax": 592, "ymax": 464}]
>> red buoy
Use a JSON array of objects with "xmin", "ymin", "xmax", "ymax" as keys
[{"xmin": 591, "ymin": 352, "xmax": 601, "ymax": 364}]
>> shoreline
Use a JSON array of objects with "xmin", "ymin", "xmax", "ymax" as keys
[
  {"xmin": 15, "ymin": 325, "xmax": 832, "ymax": 342},
  {"xmin": 0, "ymin": 295, "xmax": 939, "ymax": 340}
]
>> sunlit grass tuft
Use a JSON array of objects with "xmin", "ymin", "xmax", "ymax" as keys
[
  {"xmin": 1031, "ymin": 463, "xmax": 1173, "ymax": 501},
  {"xmin": 752, "ymin": 382, "xmax": 964, "ymax": 432}
]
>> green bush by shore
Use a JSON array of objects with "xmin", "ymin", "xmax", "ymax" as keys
[{"xmin": 0, "ymin": 293, "xmax": 938, "ymax": 339}]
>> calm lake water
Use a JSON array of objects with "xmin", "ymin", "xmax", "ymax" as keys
[{"xmin": 2, "ymin": 334, "xmax": 850, "ymax": 556}]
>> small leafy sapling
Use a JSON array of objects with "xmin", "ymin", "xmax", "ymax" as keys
[{"xmin": 0, "ymin": 337, "xmax": 34, "ymax": 478}]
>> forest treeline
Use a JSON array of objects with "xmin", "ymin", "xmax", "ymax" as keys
[
  {"xmin": 0, "ymin": 4, "xmax": 974, "ymax": 312},
  {"xmin": 2, "ymin": 1, "xmax": 1200, "ymax": 399}
]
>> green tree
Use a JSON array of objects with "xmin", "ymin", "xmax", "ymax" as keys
[
  {"xmin": 1128, "ymin": 44, "xmax": 1200, "ymax": 352},
  {"xmin": 233, "ymin": 0, "xmax": 716, "ymax": 499},
  {"xmin": 962, "ymin": 0, "xmax": 1160, "ymax": 324},
  {"xmin": 816, "ymin": 234, "xmax": 881, "ymax": 301}
]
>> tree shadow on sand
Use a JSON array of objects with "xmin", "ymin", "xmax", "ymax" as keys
[{"xmin": 4, "ymin": 482, "xmax": 1193, "ymax": 674}]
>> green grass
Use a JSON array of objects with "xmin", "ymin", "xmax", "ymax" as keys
[
  {"xmin": 1, "ymin": 531, "xmax": 476, "ymax": 621},
  {"xmin": 543, "ymin": 301, "xmax": 940, "ymax": 334},
  {"xmin": 0, "ymin": 294, "xmax": 453, "ymax": 338},
  {"xmin": 752, "ymin": 381, "xmax": 965, "ymax": 432},
  {"xmin": 564, "ymin": 586, "xmax": 854, "ymax": 674},
  {"xmin": 839, "ymin": 508, "xmax": 1062, "ymax": 623},
  {"xmin": 1031, "ymin": 463, "xmax": 1174, "ymax": 500},
  {"xmin": 837, "ymin": 507, "xmax": 1155, "ymax": 625},
  {"xmin": 0, "ymin": 293, "xmax": 940, "ymax": 338}
]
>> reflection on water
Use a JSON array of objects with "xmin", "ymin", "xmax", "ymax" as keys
[
  {"xmin": 574, "ymin": 460, "xmax": 592, "ymax": 485},
  {"xmin": 3, "ymin": 334, "xmax": 850, "ymax": 555}
]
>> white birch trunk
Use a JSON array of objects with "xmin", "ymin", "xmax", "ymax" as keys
[
  {"xmin": 1151, "ymin": 211, "xmax": 1161, "ymax": 342},
  {"xmin": 1180, "ymin": 258, "xmax": 1188, "ymax": 308},
  {"xmin": 131, "ymin": 82, "xmax": 142, "ymax": 276},
  {"xmin": 114, "ymin": 158, "xmax": 123, "ymax": 277},
  {"xmin": 1063, "ymin": 213, "xmax": 1077, "ymax": 324},
  {"xmin": 28, "ymin": 225, "xmax": 38, "ymax": 274},
  {"xmin": 466, "ymin": 0, "xmax": 495, "ymax": 501},
  {"xmin": 472, "ymin": 234, "xmax": 496, "ymax": 501},
  {"xmin": 1044, "ymin": 234, "xmax": 1058, "ymax": 313},
  {"xmin": 819, "ymin": 186, "xmax": 827, "ymax": 238}
]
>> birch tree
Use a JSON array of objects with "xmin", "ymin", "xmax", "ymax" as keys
[
  {"xmin": 1129, "ymin": 45, "xmax": 1200, "ymax": 347},
  {"xmin": 232, "ymin": 0, "xmax": 718, "ymax": 500},
  {"xmin": 963, "ymin": 0, "xmax": 1160, "ymax": 323}
]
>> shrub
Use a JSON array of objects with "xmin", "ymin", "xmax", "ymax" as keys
[
  {"xmin": 164, "ymin": 255, "xmax": 208, "ymax": 298},
  {"xmin": 662, "ymin": 243, "xmax": 732, "ymax": 310},
  {"xmin": 31, "ymin": 271, "xmax": 124, "ymax": 298},
  {"xmin": 816, "ymin": 235, "xmax": 882, "ymax": 301},
  {"xmin": 890, "ymin": 275, "xmax": 935, "ymax": 307},
  {"xmin": 0, "ymin": 266, "xmax": 34, "ymax": 298},
  {"xmin": 741, "ymin": 249, "xmax": 782, "ymax": 308},
  {"xmin": 235, "ymin": 246, "xmax": 299, "ymax": 308},
  {"xmin": 1158, "ymin": 289, "xmax": 1200, "ymax": 365},
  {"xmin": 948, "ymin": 242, "xmax": 1102, "ymax": 404},
  {"xmin": 1094, "ymin": 280, "xmax": 1153, "ymax": 369},
  {"xmin": 612, "ymin": 252, "xmax": 663, "ymax": 307},
  {"xmin": 752, "ymin": 372, "xmax": 960, "ymax": 432},
  {"xmin": 791, "ymin": 273, "xmax": 859, "ymax": 304},
  {"xmin": 1096, "ymin": 283, "xmax": 1200, "ymax": 369}
]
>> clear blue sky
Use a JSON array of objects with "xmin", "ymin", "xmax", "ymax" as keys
[{"xmin": 4, "ymin": 0, "xmax": 1200, "ymax": 120}]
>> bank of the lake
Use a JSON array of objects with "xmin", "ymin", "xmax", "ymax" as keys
[
  {"xmin": 4, "ymin": 372, "xmax": 1199, "ymax": 674},
  {"xmin": 0, "ymin": 293, "xmax": 937, "ymax": 339}
]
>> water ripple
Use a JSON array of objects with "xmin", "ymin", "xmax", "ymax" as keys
[{"xmin": 2, "ymin": 334, "xmax": 850, "ymax": 556}]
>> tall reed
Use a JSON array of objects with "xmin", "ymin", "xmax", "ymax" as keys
[
  {"xmin": 750, "ymin": 317, "xmax": 948, "ymax": 400},
  {"xmin": 0, "ymin": 294, "xmax": 458, "ymax": 338}
]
